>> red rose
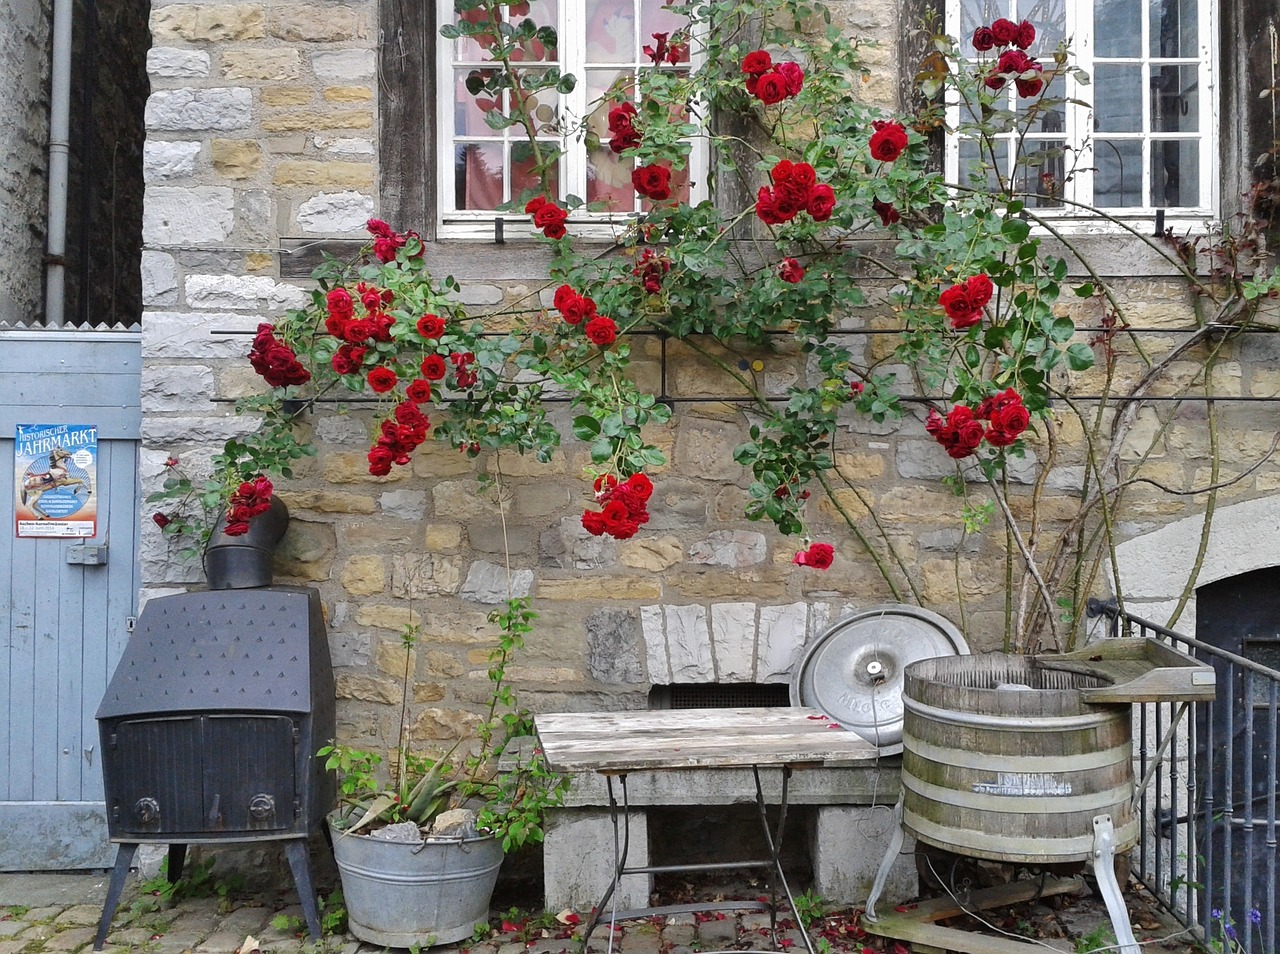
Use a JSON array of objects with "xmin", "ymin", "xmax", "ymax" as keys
[
  {"xmin": 850, "ymin": 381, "xmax": 865, "ymax": 396},
  {"xmin": 806, "ymin": 183, "xmax": 836, "ymax": 221},
  {"xmin": 420, "ymin": 354, "xmax": 447, "ymax": 380},
  {"xmin": 777, "ymin": 62, "xmax": 804, "ymax": 96},
  {"xmin": 366, "ymin": 218, "xmax": 395, "ymax": 239},
  {"xmin": 755, "ymin": 187, "xmax": 789, "ymax": 225},
  {"xmin": 790, "ymin": 162, "xmax": 817, "ymax": 190},
  {"xmin": 607, "ymin": 101, "xmax": 637, "ymax": 132},
  {"xmin": 553, "ymin": 284, "xmax": 577, "ymax": 312},
  {"xmin": 405, "ymin": 378, "xmax": 433, "ymax": 402},
  {"xmin": 755, "ymin": 72, "xmax": 788, "ymax": 105},
  {"xmin": 152, "ymin": 512, "xmax": 171, "ymax": 529},
  {"xmin": 524, "ymin": 196, "xmax": 547, "ymax": 214},
  {"xmin": 771, "ymin": 160, "xmax": 795, "ymax": 183},
  {"xmin": 741, "ymin": 50, "xmax": 772, "ymax": 76},
  {"xmin": 581, "ymin": 509, "xmax": 607, "ymax": 536},
  {"xmin": 623, "ymin": 472, "xmax": 653, "ymax": 502},
  {"xmin": 872, "ymin": 199, "xmax": 900, "ymax": 226},
  {"xmin": 1015, "ymin": 61, "xmax": 1044, "ymax": 98},
  {"xmin": 533, "ymin": 203, "xmax": 567, "ymax": 231},
  {"xmin": 996, "ymin": 49, "xmax": 1031, "ymax": 75},
  {"xmin": 939, "ymin": 284, "xmax": 981, "ymax": 328},
  {"xmin": 367, "ymin": 366, "xmax": 398, "ymax": 393},
  {"xmin": 609, "ymin": 128, "xmax": 642, "ymax": 154},
  {"xmin": 793, "ymin": 542, "xmax": 835, "ymax": 570},
  {"xmin": 632, "ymin": 164, "xmax": 672, "ymax": 201},
  {"xmin": 327, "ymin": 287, "xmax": 354, "ymax": 321},
  {"xmin": 417, "ymin": 314, "xmax": 446, "ymax": 338},
  {"xmin": 584, "ymin": 315, "xmax": 618, "ymax": 346},
  {"xmin": 331, "ymin": 346, "xmax": 362, "ymax": 375},
  {"xmin": 561, "ymin": 292, "xmax": 597, "ymax": 325},
  {"xmin": 990, "ymin": 401, "xmax": 1030, "ymax": 438},
  {"xmin": 966, "ymin": 274, "xmax": 994, "ymax": 307},
  {"xmin": 991, "ymin": 17, "xmax": 1020, "ymax": 45},
  {"xmin": 373, "ymin": 236, "xmax": 402, "ymax": 263},
  {"xmin": 367, "ymin": 445, "xmax": 394, "ymax": 476},
  {"xmin": 869, "ymin": 120, "xmax": 908, "ymax": 162},
  {"xmin": 972, "ymin": 26, "xmax": 996, "ymax": 51},
  {"xmin": 779, "ymin": 258, "xmax": 805, "ymax": 283},
  {"xmin": 1015, "ymin": 19, "xmax": 1036, "ymax": 50},
  {"xmin": 344, "ymin": 319, "xmax": 374, "ymax": 343},
  {"xmin": 360, "ymin": 288, "xmax": 383, "ymax": 312}
]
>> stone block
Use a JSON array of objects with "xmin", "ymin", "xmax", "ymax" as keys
[
  {"xmin": 710, "ymin": 602, "xmax": 756, "ymax": 680},
  {"xmin": 324, "ymin": 86, "xmax": 374, "ymax": 103},
  {"xmin": 144, "ymin": 139, "xmax": 202, "ymax": 182},
  {"xmin": 140, "ymin": 251, "xmax": 178, "ymax": 306},
  {"xmin": 314, "ymin": 135, "xmax": 375, "ymax": 157},
  {"xmin": 145, "ymin": 87, "xmax": 252, "ymax": 131},
  {"xmin": 757, "ymin": 602, "xmax": 808, "ymax": 682},
  {"xmin": 211, "ymin": 139, "xmax": 262, "ymax": 178},
  {"xmin": 544, "ymin": 809, "xmax": 651, "ymax": 911},
  {"xmin": 538, "ymin": 577, "xmax": 661, "ymax": 601},
  {"xmin": 379, "ymin": 489, "xmax": 427, "ymax": 520},
  {"xmin": 260, "ymin": 86, "xmax": 312, "ymax": 107},
  {"xmin": 340, "ymin": 554, "xmax": 386, "ymax": 597},
  {"xmin": 221, "ymin": 49, "xmax": 300, "ymax": 80},
  {"xmin": 143, "ymin": 186, "xmax": 235, "ymax": 245},
  {"xmin": 147, "ymin": 47, "xmax": 211, "ymax": 77},
  {"xmin": 665, "ymin": 604, "xmax": 714, "ymax": 681},
  {"xmin": 185, "ymin": 273, "xmax": 309, "ymax": 310},
  {"xmin": 811, "ymin": 805, "xmax": 917, "ymax": 906},
  {"xmin": 688, "ymin": 529, "xmax": 766, "ymax": 567},
  {"xmin": 268, "ymin": 5, "xmax": 359, "ymax": 41},
  {"xmin": 295, "ymin": 190, "xmax": 375, "ymax": 233},
  {"xmin": 459, "ymin": 560, "xmax": 534, "ymax": 603},
  {"xmin": 143, "ymin": 364, "xmax": 215, "ymax": 412},
  {"xmin": 587, "ymin": 608, "xmax": 645, "ymax": 684},
  {"xmin": 312, "ymin": 49, "xmax": 376, "ymax": 82},
  {"xmin": 151, "ymin": 5, "xmax": 266, "ymax": 42},
  {"xmin": 262, "ymin": 108, "xmax": 372, "ymax": 132},
  {"xmin": 142, "ymin": 311, "xmax": 263, "ymax": 359}
]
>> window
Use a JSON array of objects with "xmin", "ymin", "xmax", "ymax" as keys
[
  {"xmin": 946, "ymin": 0, "xmax": 1218, "ymax": 224},
  {"xmin": 437, "ymin": 0, "xmax": 704, "ymax": 236}
]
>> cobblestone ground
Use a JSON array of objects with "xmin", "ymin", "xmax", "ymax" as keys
[{"xmin": 0, "ymin": 873, "xmax": 1196, "ymax": 954}]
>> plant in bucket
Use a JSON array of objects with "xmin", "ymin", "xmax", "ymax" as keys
[{"xmin": 320, "ymin": 595, "xmax": 565, "ymax": 947}]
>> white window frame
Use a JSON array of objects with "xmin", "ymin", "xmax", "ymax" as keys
[
  {"xmin": 435, "ymin": 0, "xmax": 709, "ymax": 240},
  {"xmin": 944, "ymin": 0, "xmax": 1219, "ymax": 233}
]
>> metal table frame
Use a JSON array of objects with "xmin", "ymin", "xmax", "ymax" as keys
[{"xmin": 534, "ymin": 707, "xmax": 880, "ymax": 954}]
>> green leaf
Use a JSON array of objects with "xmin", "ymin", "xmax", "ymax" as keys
[
  {"xmin": 571, "ymin": 415, "xmax": 600, "ymax": 440},
  {"xmin": 1073, "ymin": 282, "xmax": 1095, "ymax": 298},
  {"xmin": 1049, "ymin": 316, "xmax": 1076, "ymax": 342},
  {"xmin": 1001, "ymin": 218, "xmax": 1031, "ymax": 243},
  {"xmin": 1066, "ymin": 342, "xmax": 1096, "ymax": 371},
  {"xmin": 589, "ymin": 437, "xmax": 613, "ymax": 462}
]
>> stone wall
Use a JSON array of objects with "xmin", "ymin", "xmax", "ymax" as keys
[
  {"xmin": 0, "ymin": 0, "xmax": 53, "ymax": 325},
  {"xmin": 138, "ymin": 0, "xmax": 1280, "ymax": 761}
]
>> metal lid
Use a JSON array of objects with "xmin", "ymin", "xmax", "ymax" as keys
[{"xmin": 789, "ymin": 604, "xmax": 969, "ymax": 751}]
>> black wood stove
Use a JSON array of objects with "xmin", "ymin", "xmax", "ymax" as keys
[{"xmin": 92, "ymin": 585, "xmax": 335, "ymax": 949}]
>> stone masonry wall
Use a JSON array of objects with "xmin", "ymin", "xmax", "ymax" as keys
[
  {"xmin": 139, "ymin": 0, "xmax": 1280, "ymax": 759},
  {"xmin": 0, "ymin": 0, "xmax": 53, "ymax": 326}
]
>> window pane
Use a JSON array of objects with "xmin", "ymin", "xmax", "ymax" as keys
[
  {"xmin": 1016, "ymin": 0, "xmax": 1065, "ymax": 53},
  {"xmin": 586, "ymin": 146, "xmax": 635, "ymax": 211},
  {"xmin": 1151, "ymin": 64, "xmax": 1198, "ymax": 132},
  {"xmin": 455, "ymin": 71, "xmax": 502, "ymax": 137},
  {"xmin": 512, "ymin": 142, "xmax": 558, "ymax": 199},
  {"xmin": 1150, "ymin": 0, "xmax": 1198, "ymax": 58},
  {"xmin": 1093, "ymin": 66, "xmax": 1143, "ymax": 132},
  {"xmin": 1094, "ymin": 139, "xmax": 1143, "ymax": 207},
  {"xmin": 1016, "ymin": 139, "xmax": 1066, "ymax": 208},
  {"xmin": 455, "ymin": 143, "xmax": 505, "ymax": 210},
  {"xmin": 959, "ymin": 138, "xmax": 1009, "ymax": 191},
  {"xmin": 518, "ymin": 0, "xmax": 559, "ymax": 62},
  {"xmin": 641, "ymin": 0, "xmax": 688, "ymax": 61},
  {"xmin": 1094, "ymin": 0, "xmax": 1140, "ymax": 57},
  {"xmin": 585, "ymin": 0, "xmax": 635, "ymax": 63},
  {"xmin": 1150, "ymin": 139, "xmax": 1198, "ymax": 207},
  {"xmin": 513, "ymin": 76, "xmax": 561, "ymax": 134},
  {"xmin": 960, "ymin": 0, "xmax": 1008, "ymax": 36}
]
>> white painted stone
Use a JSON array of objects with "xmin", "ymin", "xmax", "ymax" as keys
[
  {"xmin": 142, "ymin": 311, "xmax": 266, "ymax": 359},
  {"xmin": 311, "ymin": 49, "xmax": 375, "ymax": 81},
  {"xmin": 1115, "ymin": 496, "xmax": 1280, "ymax": 603},
  {"xmin": 812, "ymin": 805, "xmax": 917, "ymax": 906},
  {"xmin": 295, "ymin": 191, "xmax": 374, "ymax": 233},
  {"xmin": 146, "ymin": 48, "xmax": 210, "ymax": 78},
  {"xmin": 453, "ymin": 283, "xmax": 503, "ymax": 306},
  {"xmin": 141, "ymin": 415, "xmax": 263, "ymax": 445},
  {"xmin": 184, "ymin": 274, "xmax": 310, "ymax": 311},
  {"xmin": 543, "ymin": 809, "xmax": 650, "ymax": 911},
  {"xmin": 313, "ymin": 136, "xmax": 374, "ymax": 157},
  {"xmin": 140, "ymin": 251, "xmax": 178, "ymax": 306},
  {"xmin": 461, "ymin": 560, "xmax": 534, "ymax": 603},
  {"xmin": 686, "ymin": 529, "xmax": 767, "ymax": 567},
  {"xmin": 143, "ymin": 141, "xmax": 201, "ymax": 182},
  {"xmin": 758, "ymin": 602, "xmax": 809, "ymax": 683},
  {"xmin": 144, "ymin": 87, "xmax": 252, "ymax": 131},
  {"xmin": 665, "ymin": 604, "xmax": 714, "ymax": 681},
  {"xmin": 143, "ymin": 187, "xmax": 234, "ymax": 245},
  {"xmin": 142, "ymin": 364, "xmax": 216, "ymax": 412},
  {"xmin": 641, "ymin": 604, "xmax": 670, "ymax": 683},
  {"xmin": 710, "ymin": 602, "xmax": 756, "ymax": 681},
  {"xmin": 314, "ymin": 415, "xmax": 370, "ymax": 444},
  {"xmin": 379, "ymin": 490, "xmax": 427, "ymax": 520}
]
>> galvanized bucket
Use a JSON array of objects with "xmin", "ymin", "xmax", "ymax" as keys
[
  {"xmin": 329, "ymin": 816, "xmax": 503, "ymax": 947},
  {"xmin": 901, "ymin": 654, "xmax": 1138, "ymax": 864}
]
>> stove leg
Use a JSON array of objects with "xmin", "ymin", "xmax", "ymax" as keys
[
  {"xmin": 168, "ymin": 844, "xmax": 187, "ymax": 883},
  {"xmin": 1091, "ymin": 814, "xmax": 1139, "ymax": 954},
  {"xmin": 94, "ymin": 842, "xmax": 138, "ymax": 951},
  {"xmin": 284, "ymin": 839, "xmax": 323, "ymax": 942}
]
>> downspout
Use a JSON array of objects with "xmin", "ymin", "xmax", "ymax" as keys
[{"xmin": 44, "ymin": 0, "xmax": 74, "ymax": 328}]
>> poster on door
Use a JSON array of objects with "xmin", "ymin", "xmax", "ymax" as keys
[{"xmin": 14, "ymin": 424, "xmax": 99, "ymax": 538}]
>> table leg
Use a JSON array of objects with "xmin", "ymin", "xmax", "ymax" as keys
[
  {"xmin": 579, "ymin": 773, "xmax": 630, "ymax": 952},
  {"xmin": 753, "ymin": 765, "xmax": 818, "ymax": 954}
]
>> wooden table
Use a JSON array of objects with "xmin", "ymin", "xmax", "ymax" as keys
[{"xmin": 535, "ymin": 707, "xmax": 880, "ymax": 953}]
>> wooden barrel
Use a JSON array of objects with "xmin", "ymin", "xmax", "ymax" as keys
[{"xmin": 901, "ymin": 654, "xmax": 1137, "ymax": 864}]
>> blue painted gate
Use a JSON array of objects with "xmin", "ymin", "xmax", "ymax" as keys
[{"xmin": 0, "ymin": 329, "xmax": 141, "ymax": 869}]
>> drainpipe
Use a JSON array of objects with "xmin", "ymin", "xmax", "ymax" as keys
[{"xmin": 44, "ymin": 0, "xmax": 74, "ymax": 328}]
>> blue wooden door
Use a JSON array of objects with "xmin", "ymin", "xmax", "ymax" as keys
[{"xmin": 0, "ymin": 331, "xmax": 141, "ymax": 869}]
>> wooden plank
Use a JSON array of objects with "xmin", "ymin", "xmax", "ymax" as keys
[
  {"xmin": 535, "ymin": 708, "xmax": 879, "ymax": 773},
  {"xmin": 377, "ymin": 0, "xmax": 431, "ymax": 236},
  {"xmin": 1032, "ymin": 637, "xmax": 1216, "ymax": 703}
]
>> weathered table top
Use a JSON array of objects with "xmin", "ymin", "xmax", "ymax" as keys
[{"xmin": 534, "ymin": 706, "xmax": 880, "ymax": 774}]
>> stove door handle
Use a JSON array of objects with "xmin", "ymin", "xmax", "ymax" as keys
[{"xmin": 208, "ymin": 793, "xmax": 222, "ymax": 829}]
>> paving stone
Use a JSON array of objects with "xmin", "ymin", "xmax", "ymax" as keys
[
  {"xmin": 0, "ymin": 922, "xmax": 23, "ymax": 939},
  {"xmin": 41, "ymin": 925, "xmax": 98, "ymax": 951},
  {"xmin": 20, "ymin": 907, "xmax": 63, "ymax": 923},
  {"xmin": 0, "ymin": 941, "xmax": 28, "ymax": 954},
  {"xmin": 694, "ymin": 915, "xmax": 738, "ymax": 948}
]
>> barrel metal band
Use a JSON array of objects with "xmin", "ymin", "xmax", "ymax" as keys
[
  {"xmin": 904, "ymin": 810, "xmax": 1139, "ymax": 862},
  {"xmin": 902, "ymin": 734, "xmax": 1132, "ymax": 774},
  {"xmin": 903, "ymin": 695, "xmax": 1119, "ymax": 731},
  {"xmin": 902, "ymin": 773, "xmax": 1134, "ymax": 814}
]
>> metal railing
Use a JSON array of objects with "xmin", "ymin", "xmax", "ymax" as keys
[{"xmin": 1088, "ymin": 599, "xmax": 1280, "ymax": 954}]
